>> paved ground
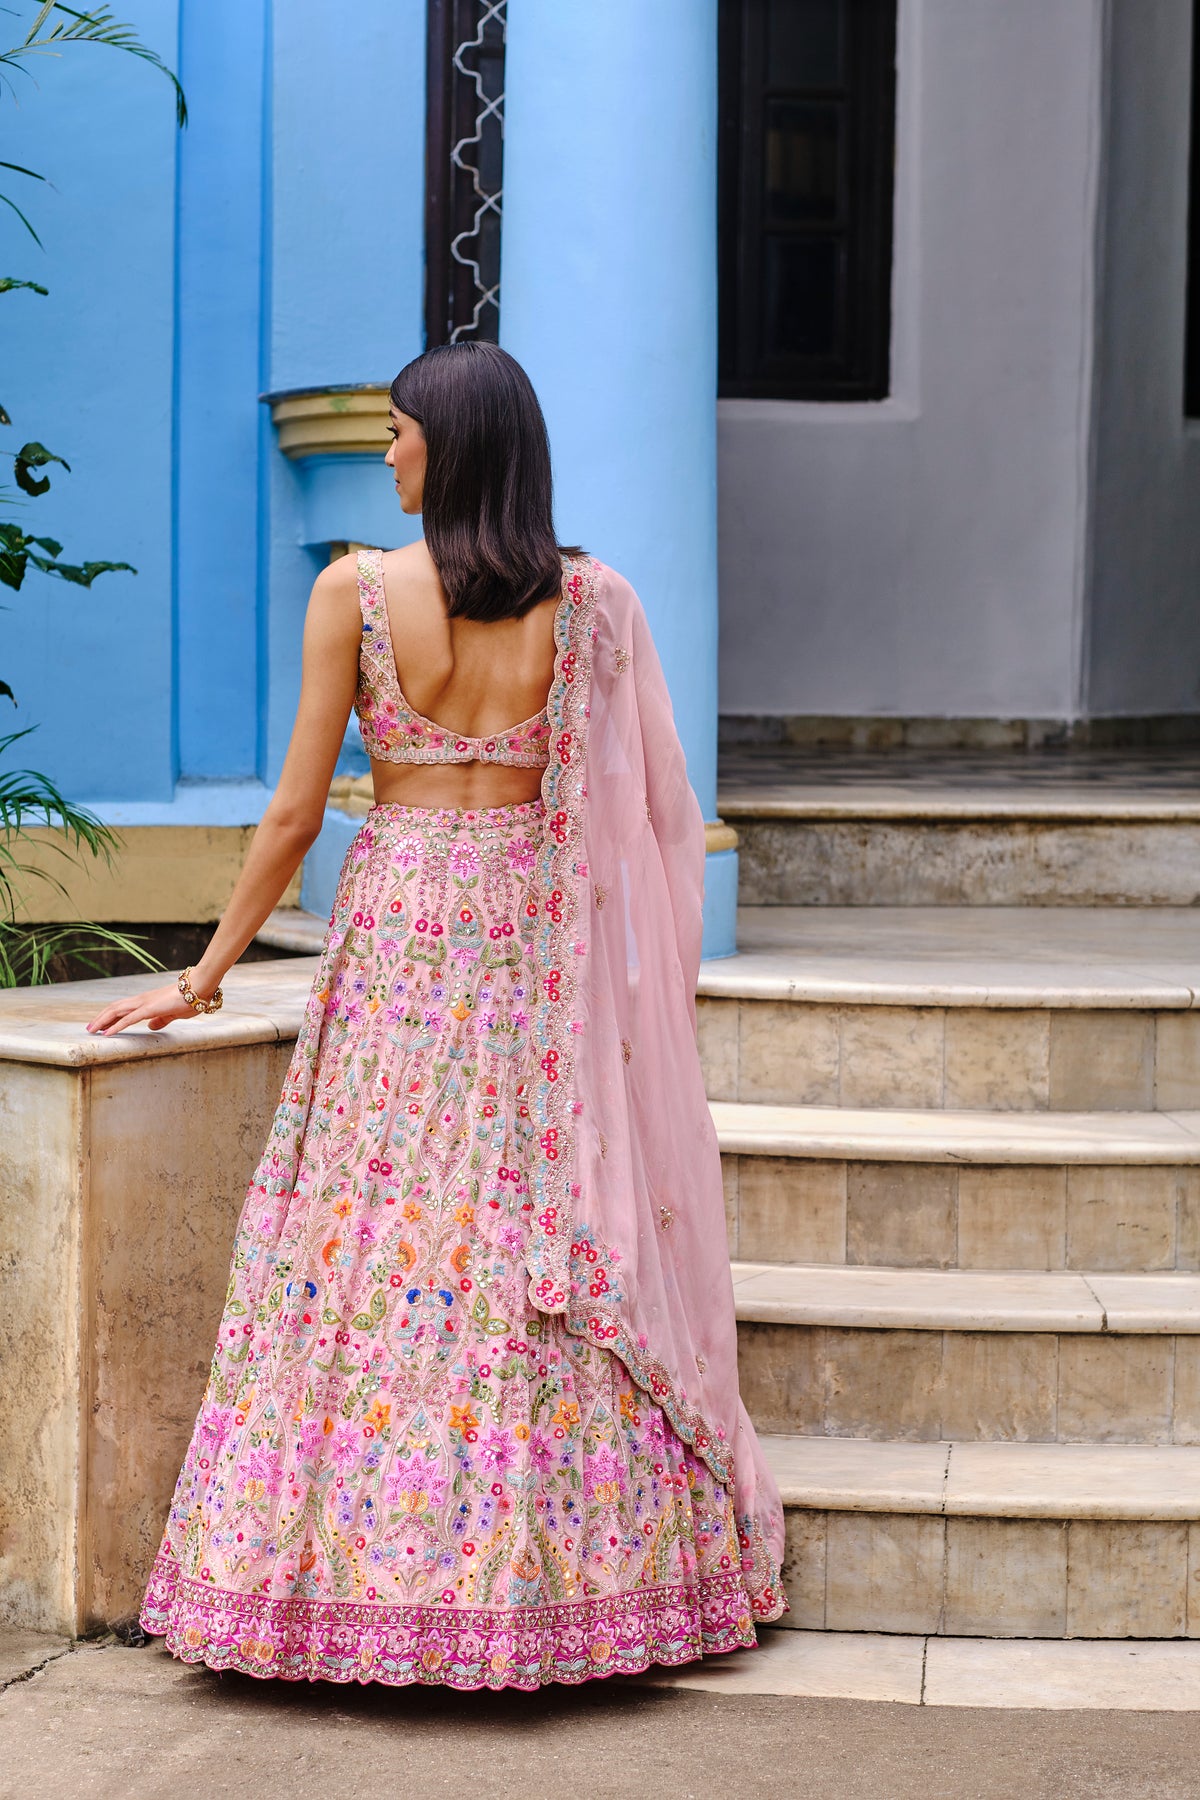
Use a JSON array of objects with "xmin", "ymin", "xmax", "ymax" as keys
[{"xmin": 4, "ymin": 1634, "xmax": 1200, "ymax": 1800}]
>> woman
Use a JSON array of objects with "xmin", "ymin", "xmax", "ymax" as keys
[{"xmin": 87, "ymin": 342, "xmax": 786, "ymax": 1689}]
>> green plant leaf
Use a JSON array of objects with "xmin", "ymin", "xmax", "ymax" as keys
[
  {"xmin": 0, "ymin": 191, "xmax": 42, "ymax": 246},
  {"xmin": 18, "ymin": 6, "xmax": 188, "ymax": 127},
  {"xmin": 13, "ymin": 440, "xmax": 69, "ymax": 496},
  {"xmin": 0, "ymin": 917, "xmax": 162, "ymax": 988},
  {"xmin": 0, "ymin": 679, "xmax": 14, "ymax": 705},
  {"xmin": 26, "ymin": 553, "xmax": 136, "ymax": 585},
  {"xmin": 0, "ymin": 278, "xmax": 49, "ymax": 297}
]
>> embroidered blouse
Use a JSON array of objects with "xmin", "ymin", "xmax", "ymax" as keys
[{"xmin": 354, "ymin": 546, "xmax": 554, "ymax": 768}]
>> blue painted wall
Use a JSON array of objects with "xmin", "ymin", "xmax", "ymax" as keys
[
  {"xmin": 0, "ymin": 0, "xmax": 730, "ymax": 953},
  {"xmin": 262, "ymin": 0, "xmax": 426, "ymax": 785},
  {"xmin": 175, "ymin": 0, "xmax": 267, "ymax": 782},
  {"xmin": 0, "ymin": 0, "xmax": 182, "ymax": 802},
  {"xmin": 499, "ymin": 0, "xmax": 721, "ymax": 827},
  {"xmin": 499, "ymin": 0, "xmax": 734, "ymax": 954},
  {"xmin": 0, "ymin": 0, "xmax": 426, "ymax": 805}
]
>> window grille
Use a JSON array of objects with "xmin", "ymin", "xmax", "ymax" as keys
[{"xmin": 425, "ymin": 0, "xmax": 507, "ymax": 346}]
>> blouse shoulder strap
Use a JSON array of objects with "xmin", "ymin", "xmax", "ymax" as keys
[{"xmin": 354, "ymin": 545, "xmax": 385, "ymax": 626}]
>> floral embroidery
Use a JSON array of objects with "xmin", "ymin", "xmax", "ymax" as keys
[
  {"xmin": 140, "ymin": 799, "xmax": 769, "ymax": 1684},
  {"xmin": 612, "ymin": 646, "xmax": 631, "ymax": 673},
  {"xmin": 621, "ymin": 1039, "xmax": 633, "ymax": 1064},
  {"xmin": 527, "ymin": 553, "xmax": 597, "ymax": 1313},
  {"xmin": 354, "ymin": 549, "xmax": 554, "ymax": 770}
]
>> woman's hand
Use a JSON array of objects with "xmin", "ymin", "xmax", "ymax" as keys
[{"xmin": 86, "ymin": 979, "xmax": 201, "ymax": 1037}]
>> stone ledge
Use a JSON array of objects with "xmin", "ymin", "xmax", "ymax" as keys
[
  {"xmin": 732, "ymin": 1261, "xmax": 1200, "ymax": 1333},
  {"xmin": 0, "ymin": 958, "xmax": 317, "ymax": 1068},
  {"xmin": 698, "ymin": 904, "xmax": 1200, "ymax": 1009},
  {"xmin": 640, "ymin": 1626, "xmax": 1200, "ymax": 1707},
  {"xmin": 712, "ymin": 1100, "xmax": 1200, "ymax": 1164},
  {"xmin": 720, "ymin": 790, "xmax": 1200, "ymax": 821},
  {"xmin": 761, "ymin": 1433, "xmax": 1200, "ymax": 1520}
]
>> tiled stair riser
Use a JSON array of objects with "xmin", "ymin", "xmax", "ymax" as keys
[
  {"xmin": 738, "ymin": 1324, "xmax": 1200, "ymax": 1445},
  {"xmin": 733, "ymin": 819, "xmax": 1200, "ymax": 908},
  {"xmin": 721, "ymin": 1156, "xmax": 1200, "ymax": 1272},
  {"xmin": 775, "ymin": 1507, "xmax": 1200, "ymax": 1639},
  {"xmin": 698, "ymin": 997, "xmax": 1200, "ymax": 1113}
]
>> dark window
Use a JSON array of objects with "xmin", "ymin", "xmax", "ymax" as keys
[
  {"xmin": 424, "ymin": 1, "xmax": 507, "ymax": 347},
  {"xmin": 1186, "ymin": 0, "xmax": 1200, "ymax": 416},
  {"xmin": 719, "ymin": 0, "xmax": 898, "ymax": 400}
]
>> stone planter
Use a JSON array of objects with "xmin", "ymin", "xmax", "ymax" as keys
[{"xmin": 0, "ymin": 959, "xmax": 316, "ymax": 1634}]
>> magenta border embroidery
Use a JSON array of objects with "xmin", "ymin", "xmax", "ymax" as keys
[
  {"xmin": 526, "ymin": 556, "xmax": 742, "ymax": 1495},
  {"xmin": 141, "ymin": 1549, "xmax": 758, "ymax": 1691},
  {"xmin": 527, "ymin": 551, "xmax": 594, "ymax": 1313}
]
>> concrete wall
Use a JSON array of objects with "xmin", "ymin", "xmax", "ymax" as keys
[
  {"xmin": 718, "ymin": 0, "xmax": 1108, "ymax": 722},
  {"xmin": 1086, "ymin": 0, "xmax": 1200, "ymax": 717}
]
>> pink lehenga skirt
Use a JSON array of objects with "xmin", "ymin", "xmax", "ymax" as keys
[{"xmin": 140, "ymin": 799, "xmax": 759, "ymax": 1689}]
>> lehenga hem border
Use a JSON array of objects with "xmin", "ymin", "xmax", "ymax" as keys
[{"xmin": 140, "ymin": 1552, "xmax": 763, "ymax": 1692}]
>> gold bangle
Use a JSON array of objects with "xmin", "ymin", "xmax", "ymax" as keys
[{"xmin": 178, "ymin": 966, "xmax": 224, "ymax": 1015}]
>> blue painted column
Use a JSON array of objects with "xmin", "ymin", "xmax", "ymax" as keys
[{"xmin": 499, "ymin": 0, "xmax": 736, "ymax": 957}]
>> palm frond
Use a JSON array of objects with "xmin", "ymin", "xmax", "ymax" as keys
[
  {"xmin": 0, "ymin": 188, "xmax": 41, "ymax": 244},
  {"xmin": 13, "ymin": 5, "xmax": 186, "ymax": 125},
  {"xmin": 0, "ymin": 915, "xmax": 162, "ymax": 986}
]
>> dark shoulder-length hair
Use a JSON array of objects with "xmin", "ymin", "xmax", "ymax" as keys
[{"xmin": 389, "ymin": 341, "xmax": 584, "ymax": 622}]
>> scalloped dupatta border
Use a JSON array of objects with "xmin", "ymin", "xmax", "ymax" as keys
[{"xmin": 528, "ymin": 554, "xmax": 735, "ymax": 1491}]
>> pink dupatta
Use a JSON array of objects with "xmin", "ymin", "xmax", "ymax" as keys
[{"xmin": 529, "ymin": 552, "xmax": 786, "ymax": 1622}]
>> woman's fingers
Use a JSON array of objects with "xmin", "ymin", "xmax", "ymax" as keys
[{"xmin": 85, "ymin": 983, "xmax": 189, "ymax": 1036}]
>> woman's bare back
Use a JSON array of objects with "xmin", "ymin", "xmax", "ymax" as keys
[{"xmin": 369, "ymin": 540, "xmax": 560, "ymax": 808}]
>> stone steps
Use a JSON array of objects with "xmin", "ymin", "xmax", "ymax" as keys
[
  {"xmin": 760, "ymin": 1432, "xmax": 1200, "ymax": 1638},
  {"xmin": 698, "ymin": 906, "xmax": 1200, "ymax": 1112},
  {"xmin": 718, "ymin": 748, "xmax": 1200, "ymax": 906},
  {"xmin": 732, "ymin": 1259, "xmax": 1200, "ymax": 1331},
  {"xmin": 717, "ymin": 1100, "xmax": 1200, "ymax": 1272},
  {"xmin": 733, "ymin": 1261, "xmax": 1200, "ymax": 1446}
]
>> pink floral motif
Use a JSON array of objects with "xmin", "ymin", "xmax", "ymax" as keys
[
  {"xmin": 353, "ymin": 549, "xmax": 554, "ymax": 771},
  {"xmin": 140, "ymin": 798, "xmax": 773, "ymax": 1686}
]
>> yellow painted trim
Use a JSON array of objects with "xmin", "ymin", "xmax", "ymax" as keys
[
  {"xmin": 705, "ymin": 819, "xmax": 739, "ymax": 854},
  {"xmin": 15, "ymin": 826, "xmax": 300, "ymax": 924},
  {"xmin": 269, "ymin": 386, "xmax": 391, "ymax": 459}
]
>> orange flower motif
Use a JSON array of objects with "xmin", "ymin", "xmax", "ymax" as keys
[
  {"xmin": 449, "ymin": 1404, "xmax": 479, "ymax": 1434},
  {"xmin": 552, "ymin": 1399, "xmax": 580, "ymax": 1428},
  {"xmin": 454, "ymin": 1204, "xmax": 475, "ymax": 1227},
  {"xmin": 365, "ymin": 1400, "xmax": 391, "ymax": 1432},
  {"xmin": 619, "ymin": 1391, "xmax": 641, "ymax": 1424},
  {"xmin": 449, "ymin": 1244, "xmax": 471, "ymax": 1274},
  {"xmin": 332, "ymin": 1196, "xmax": 353, "ymax": 1219},
  {"xmin": 403, "ymin": 1200, "xmax": 423, "ymax": 1222}
]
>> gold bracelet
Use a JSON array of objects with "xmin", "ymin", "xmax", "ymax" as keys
[{"xmin": 178, "ymin": 966, "xmax": 224, "ymax": 1015}]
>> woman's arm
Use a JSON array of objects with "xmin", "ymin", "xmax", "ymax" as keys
[{"xmin": 86, "ymin": 557, "xmax": 362, "ymax": 1036}]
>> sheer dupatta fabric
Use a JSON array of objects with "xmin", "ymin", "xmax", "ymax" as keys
[{"xmin": 528, "ymin": 553, "xmax": 786, "ymax": 1622}]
